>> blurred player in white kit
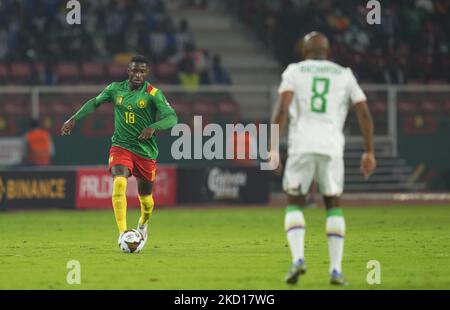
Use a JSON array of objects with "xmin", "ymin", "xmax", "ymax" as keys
[{"xmin": 271, "ymin": 32, "xmax": 377, "ymax": 285}]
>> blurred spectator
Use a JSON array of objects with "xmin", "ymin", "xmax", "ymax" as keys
[
  {"xmin": 178, "ymin": 57, "xmax": 200, "ymax": 90},
  {"xmin": 327, "ymin": 9, "xmax": 350, "ymax": 32},
  {"xmin": 211, "ymin": 55, "xmax": 231, "ymax": 85},
  {"xmin": 172, "ymin": 43, "xmax": 228, "ymax": 87},
  {"xmin": 175, "ymin": 19, "xmax": 194, "ymax": 53},
  {"xmin": 149, "ymin": 19, "xmax": 176, "ymax": 62},
  {"xmin": 415, "ymin": 0, "xmax": 434, "ymax": 13},
  {"xmin": 172, "ymin": 42, "xmax": 205, "ymax": 73},
  {"xmin": 0, "ymin": 26, "xmax": 8, "ymax": 59},
  {"xmin": 40, "ymin": 59, "xmax": 57, "ymax": 85},
  {"xmin": 380, "ymin": 4, "xmax": 401, "ymax": 42},
  {"xmin": 199, "ymin": 49, "xmax": 212, "ymax": 84},
  {"xmin": 104, "ymin": 1, "xmax": 128, "ymax": 54},
  {"xmin": 188, "ymin": 42, "xmax": 208, "ymax": 74},
  {"xmin": 343, "ymin": 26, "xmax": 370, "ymax": 53},
  {"xmin": 24, "ymin": 118, "xmax": 54, "ymax": 166}
]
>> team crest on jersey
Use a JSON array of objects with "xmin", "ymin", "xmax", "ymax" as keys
[
  {"xmin": 117, "ymin": 96, "xmax": 123, "ymax": 105},
  {"xmin": 138, "ymin": 99, "xmax": 147, "ymax": 109},
  {"xmin": 127, "ymin": 104, "xmax": 133, "ymax": 111}
]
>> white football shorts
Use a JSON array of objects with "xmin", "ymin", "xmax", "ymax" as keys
[{"xmin": 283, "ymin": 153, "xmax": 344, "ymax": 196}]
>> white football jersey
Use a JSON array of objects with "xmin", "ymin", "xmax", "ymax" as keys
[{"xmin": 278, "ymin": 59, "xmax": 367, "ymax": 158}]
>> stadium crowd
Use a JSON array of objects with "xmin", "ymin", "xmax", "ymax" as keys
[
  {"xmin": 231, "ymin": 0, "xmax": 450, "ymax": 84},
  {"xmin": 0, "ymin": 0, "xmax": 231, "ymax": 86}
]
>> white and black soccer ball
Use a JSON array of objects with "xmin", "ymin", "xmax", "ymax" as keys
[{"xmin": 118, "ymin": 229, "xmax": 145, "ymax": 253}]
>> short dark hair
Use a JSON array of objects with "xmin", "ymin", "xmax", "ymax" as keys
[{"xmin": 129, "ymin": 55, "xmax": 150, "ymax": 65}]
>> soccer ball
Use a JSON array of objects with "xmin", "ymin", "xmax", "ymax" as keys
[{"xmin": 118, "ymin": 229, "xmax": 145, "ymax": 253}]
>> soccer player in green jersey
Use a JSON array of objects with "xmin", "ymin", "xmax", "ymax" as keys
[{"xmin": 61, "ymin": 55, "xmax": 177, "ymax": 249}]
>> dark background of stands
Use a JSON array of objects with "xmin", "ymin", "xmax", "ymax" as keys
[
  {"xmin": 230, "ymin": 0, "xmax": 450, "ymax": 84},
  {"xmin": 0, "ymin": 0, "xmax": 231, "ymax": 86}
]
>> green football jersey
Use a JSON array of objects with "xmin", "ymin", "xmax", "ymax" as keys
[{"xmin": 73, "ymin": 80, "xmax": 177, "ymax": 159}]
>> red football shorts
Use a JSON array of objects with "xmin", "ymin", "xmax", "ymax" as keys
[{"xmin": 108, "ymin": 146, "xmax": 156, "ymax": 182}]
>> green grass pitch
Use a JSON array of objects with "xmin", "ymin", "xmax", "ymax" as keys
[{"xmin": 0, "ymin": 205, "xmax": 449, "ymax": 289}]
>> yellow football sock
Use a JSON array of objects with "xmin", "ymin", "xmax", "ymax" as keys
[
  {"xmin": 138, "ymin": 194, "xmax": 154, "ymax": 226},
  {"xmin": 112, "ymin": 176, "xmax": 127, "ymax": 233}
]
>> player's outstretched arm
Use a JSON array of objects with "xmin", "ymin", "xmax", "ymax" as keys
[
  {"xmin": 138, "ymin": 127, "xmax": 156, "ymax": 140},
  {"xmin": 146, "ymin": 109, "xmax": 178, "ymax": 131},
  {"xmin": 354, "ymin": 101, "xmax": 376, "ymax": 179},
  {"xmin": 272, "ymin": 91, "xmax": 293, "ymax": 138},
  {"xmin": 61, "ymin": 85, "xmax": 112, "ymax": 136},
  {"xmin": 60, "ymin": 97, "xmax": 98, "ymax": 136},
  {"xmin": 61, "ymin": 118, "xmax": 76, "ymax": 136},
  {"xmin": 139, "ymin": 111, "xmax": 177, "ymax": 140},
  {"xmin": 139, "ymin": 91, "xmax": 178, "ymax": 140}
]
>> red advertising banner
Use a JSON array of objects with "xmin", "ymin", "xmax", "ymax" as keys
[
  {"xmin": 75, "ymin": 166, "xmax": 177, "ymax": 209},
  {"xmin": 153, "ymin": 165, "xmax": 177, "ymax": 206}
]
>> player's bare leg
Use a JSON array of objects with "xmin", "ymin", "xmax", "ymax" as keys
[
  {"xmin": 284, "ymin": 194, "xmax": 307, "ymax": 284},
  {"xmin": 111, "ymin": 165, "xmax": 130, "ymax": 236},
  {"xmin": 136, "ymin": 178, "xmax": 155, "ymax": 243},
  {"xmin": 323, "ymin": 196, "xmax": 348, "ymax": 286}
]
